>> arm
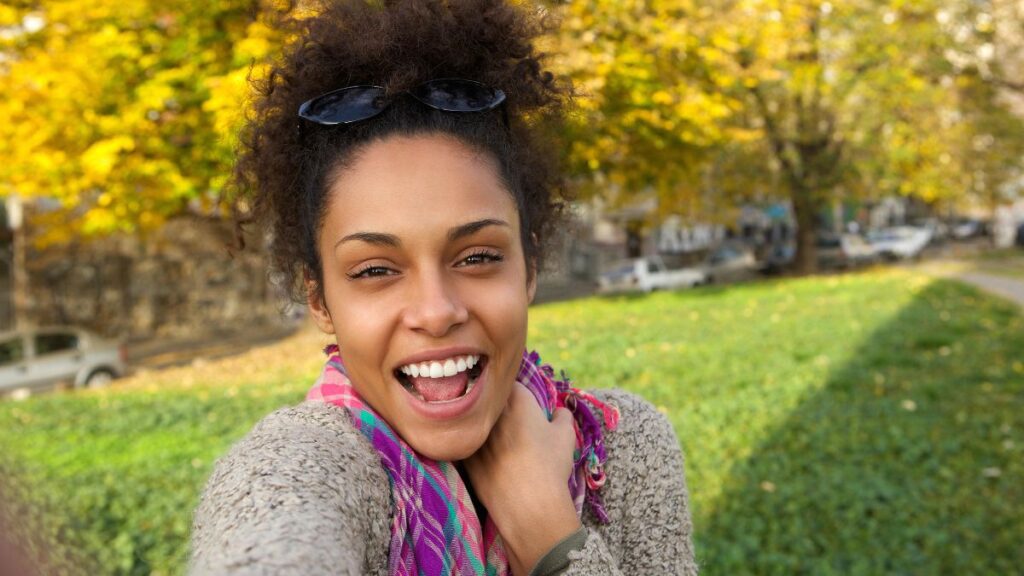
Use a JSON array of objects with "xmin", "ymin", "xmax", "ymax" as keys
[
  {"xmin": 562, "ymin": 390, "xmax": 697, "ymax": 576},
  {"xmin": 463, "ymin": 384, "xmax": 582, "ymax": 576},
  {"xmin": 467, "ymin": 386, "xmax": 697, "ymax": 576},
  {"xmin": 189, "ymin": 402, "xmax": 391, "ymax": 576}
]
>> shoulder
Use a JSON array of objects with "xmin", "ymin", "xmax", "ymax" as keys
[
  {"xmin": 190, "ymin": 401, "xmax": 391, "ymax": 575},
  {"xmin": 204, "ymin": 400, "xmax": 387, "ymax": 491},
  {"xmin": 578, "ymin": 388, "xmax": 698, "ymax": 574},
  {"xmin": 584, "ymin": 388, "xmax": 687, "ymax": 499},
  {"xmin": 587, "ymin": 388, "xmax": 682, "ymax": 461},
  {"xmin": 248, "ymin": 400, "xmax": 375, "ymax": 450}
]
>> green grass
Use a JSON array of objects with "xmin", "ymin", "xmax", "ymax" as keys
[{"xmin": 2, "ymin": 269, "xmax": 1022, "ymax": 574}]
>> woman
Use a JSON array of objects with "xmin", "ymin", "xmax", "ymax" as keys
[{"xmin": 189, "ymin": 0, "xmax": 696, "ymax": 574}]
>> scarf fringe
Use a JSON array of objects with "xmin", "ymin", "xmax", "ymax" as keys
[{"xmin": 313, "ymin": 343, "xmax": 618, "ymax": 573}]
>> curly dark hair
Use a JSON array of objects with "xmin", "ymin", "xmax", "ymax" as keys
[{"xmin": 234, "ymin": 0, "xmax": 571, "ymax": 307}]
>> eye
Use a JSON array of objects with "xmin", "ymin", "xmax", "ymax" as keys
[
  {"xmin": 347, "ymin": 265, "xmax": 398, "ymax": 280},
  {"xmin": 457, "ymin": 250, "xmax": 504, "ymax": 267}
]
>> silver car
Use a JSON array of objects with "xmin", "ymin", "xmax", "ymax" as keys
[
  {"xmin": 0, "ymin": 327, "xmax": 128, "ymax": 396},
  {"xmin": 703, "ymin": 243, "xmax": 759, "ymax": 284}
]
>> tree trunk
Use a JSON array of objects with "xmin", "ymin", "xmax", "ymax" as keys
[
  {"xmin": 791, "ymin": 188, "xmax": 819, "ymax": 274},
  {"xmin": 9, "ymin": 198, "xmax": 30, "ymax": 330}
]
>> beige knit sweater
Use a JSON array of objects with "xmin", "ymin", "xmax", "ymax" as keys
[{"xmin": 189, "ymin": 388, "xmax": 698, "ymax": 575}]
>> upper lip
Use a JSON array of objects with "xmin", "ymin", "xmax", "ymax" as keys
[{"xmin": 392, "ymin": 346, "xmax": 487, "ymax": 371}]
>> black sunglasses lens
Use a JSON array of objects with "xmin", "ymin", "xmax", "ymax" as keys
[
  {"xmin": 410, "ymin": 79, "xmax": 505, "ymax": 112},
  {"xmin": 299, "ymin": 86, "xmax": 388, "ymax": 124}
]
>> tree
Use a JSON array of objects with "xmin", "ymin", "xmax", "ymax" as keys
[
  {"xmin": 551, "ymin": 0, "xmax": 1024, "ymax": 272},
  {"xmin": 0, "ymin": 0, "xmax": 284, "ymax": 246},
  {"xmin": 3, "ymin": 0, "xmax": 1022, "ymax": 268},
  {"xmin": 689, "ymin": 0, "xmax": 996, "ymax": 271},
  {"xmin": 545, "ymin": 0, "xmax": 738, "ymax": 222},
  {"xmin": 978, "ymin": 0, "xmax": 1024, "ymax": 96}
]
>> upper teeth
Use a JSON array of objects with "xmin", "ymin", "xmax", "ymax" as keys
[{"xmin": 399, "ymin": 355, "xmax": 480, "ymax": 379}]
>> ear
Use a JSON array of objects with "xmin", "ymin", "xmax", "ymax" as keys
[
  {"xmin": 526, "ymin": 256, "xmax": 538, "ymax": 305},
  {"xmin": 526, "ymin": 232, "xmax": 540, "ymax": 304},
  {"xmin": 304, "ymin": 269, "xmax": 336, "ymax": 335}
]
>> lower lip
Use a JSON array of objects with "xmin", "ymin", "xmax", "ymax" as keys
[{"xmin": 402, "ymin": 362, "xmax": 487, "ymax": 421}]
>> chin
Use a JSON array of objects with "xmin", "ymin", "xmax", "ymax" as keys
[{"xmin": 410, "ymin": 425, "xmax": 491, "ymax": 462}]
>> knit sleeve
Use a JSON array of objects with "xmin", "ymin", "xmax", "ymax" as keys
[
  {"xmin": 188, "ymin": 401, "xmax": 391, "ymax": 576},
  {"xmin": 562, "ymin": 389, "xmax": 698, "ymax": 576}
]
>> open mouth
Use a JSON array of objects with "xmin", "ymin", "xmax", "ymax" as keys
[{"xmin": 394, "ymin": 355, "xmax": 488, "ymax": 404}]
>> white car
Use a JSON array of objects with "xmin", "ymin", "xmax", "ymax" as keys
[
  {"xmin": 817, "ymin": 233, "xmax": 879, "ymax": 269},
  {"xmin": 0, "ymin": 327, "xmax": 128, "ymax": 396},
  {"xmin": 598, "ymin": 256, "xmax": 707, "ymax": 294},
  {"xmin": 867, "ymin": 226, "xmax": 933, "ymax": 260},
  {"xmin": 702, "ymin": 243, "xmax": 759, "ymax": 283},
  {"xmin": 951, "ymin": 219, "xmax": 984, "ymax": 240}
]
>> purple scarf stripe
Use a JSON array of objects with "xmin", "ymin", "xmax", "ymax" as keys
[{"xmin": 307, "ymin": 346, "xmax": 618, "ymax": 575}]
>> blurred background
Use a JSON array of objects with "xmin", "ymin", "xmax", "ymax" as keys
[{"xmin": 0, "ymin": 0, "xmax": 1022, "ymax": 574}]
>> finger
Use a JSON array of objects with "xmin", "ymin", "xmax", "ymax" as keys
[
  {"xmin": 490, "ymin": 384, "xmax": 532, "ymax": 439},
  {"xmin": 551, "ymin": 407, "xmax": 577, "ymax": 447},
  {"xmin": 497, "ymin": 382, "xmax": 528, "ymax": 419},
  {"xmin": 510, "ymin": 382, "xmax": 548, "ymax": 420},
  {"xmin": 511, "ymin": 381, "xmax": 536, "ymax": 404},
  {"xmin": 551, "ymin": 406, "xmax": 574, "ymax": 428}
]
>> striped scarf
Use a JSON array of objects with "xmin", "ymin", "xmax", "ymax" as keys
[{"xmin": 307, "ymin": 345, "xmax": 619, "ymax": 575}]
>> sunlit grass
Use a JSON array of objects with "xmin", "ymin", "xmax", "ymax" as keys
[
  {"xmin": 2, "ymin": 268, "xmax": 1022, "ymax": 574},
  {"xmin": 528, "ymin": 269, "xmax": 1023, "ymax": 573}
]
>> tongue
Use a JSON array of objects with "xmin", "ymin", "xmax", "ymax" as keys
[{"xmin": 411, "ymin": 373, "xmax": 469, "ymax": 402}]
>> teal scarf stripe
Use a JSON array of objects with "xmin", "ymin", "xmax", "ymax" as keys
[
  {"xmin": 309, "ymin": 346, "xmax": 619, "ymax": 575},
  {"xmin": 355, "ymin": 408, "xmax": 482, "ymax": 572}
]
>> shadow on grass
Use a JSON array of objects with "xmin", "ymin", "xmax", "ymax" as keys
[{"xmin": 698, "ymin": 279, "xmax": 1024, "ymax": 574}]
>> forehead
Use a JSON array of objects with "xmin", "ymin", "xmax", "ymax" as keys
[{"xmin": 324, "ymin": 134, "xmax": 519, "ymax": 237}]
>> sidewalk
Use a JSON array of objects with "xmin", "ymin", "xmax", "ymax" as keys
[
  {"xmin": 917, "ymin": 257, "xmax": 1024, "ymax": 309},
  {"xmin": 953, "ymin": 271, "xmax": 1024, "ymax": 308}
]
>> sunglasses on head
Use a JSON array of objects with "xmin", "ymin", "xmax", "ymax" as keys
[{"xmin": 297, "ymin": 78, "xmax": 507, "ymax": 125}]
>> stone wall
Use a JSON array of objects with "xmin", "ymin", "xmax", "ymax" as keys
[{"xmin": 24, "ymin": 216, "xmax": 292, "ymax": 339}]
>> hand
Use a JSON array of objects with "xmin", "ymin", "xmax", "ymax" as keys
[{"xmin": 464, "ymin": 383, "xmax": 581, "ymax": 575}]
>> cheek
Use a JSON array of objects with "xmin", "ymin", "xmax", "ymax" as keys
[
  {"xmin": 321, "ymin": 283, "xmax": 394, "ymax": 385},
  {"xmin": 478, "ymin": 281, "xmax": 530, "ymax": 380},
  {"xmin": 320, "ymin": 267, "xmax": 394, "ymax": 339}
]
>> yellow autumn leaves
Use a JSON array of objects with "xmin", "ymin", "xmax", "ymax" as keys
[{"xmin": 1, "ymin": 0, "xmax": 1021, "ymax": 245}]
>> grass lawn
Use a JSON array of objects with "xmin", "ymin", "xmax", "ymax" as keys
[{"xmin": 1, "ymin": 269, "xmax": 1022, "ymax": 575}]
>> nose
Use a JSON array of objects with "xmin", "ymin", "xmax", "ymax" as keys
[{"xmin": 402, "ymin": 269, "xmax": 469, "ymax": 337}]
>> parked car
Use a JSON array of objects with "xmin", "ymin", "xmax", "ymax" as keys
[
  {"xmin": 597, "ymin": 256, "xmax": 707, "ymax": 294},
  {"xmin": 0, "ymin": 327, "xmax": 128, "ymax": 396},
  {"xmin": 951, "ymin": 218, "xmax": 986, "ymax": 240},
  {"xmin": 758, "ymin": 242, "xmax": 795, "ymax": 274},
  {"xmin": 909, "ymin": 217, "xmax": 949, "ymax": 244},
  {"xmin": 867, "ymin": 226, "xmax": 933, "ymax": 260},
  {"xmin": 817, "ymin": 233, "xmax": 879, "ymax": 269},
  {"xmin": 703, "ymin": 243, "xmax": 758, "ymax": 284}
]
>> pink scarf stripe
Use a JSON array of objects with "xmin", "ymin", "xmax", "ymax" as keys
[{"xmin": 307, "ymin": 345, "xmax": 618, "ymax": 575}]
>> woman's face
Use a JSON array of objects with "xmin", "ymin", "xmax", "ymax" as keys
[{"xmin": 308, "ymin": 133, "xmax": 536, "ymax": 461}]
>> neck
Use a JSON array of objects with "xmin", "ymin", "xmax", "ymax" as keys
[{"xmin": 456, "ymin": 461, "xmax": 489, "ymax": 524}]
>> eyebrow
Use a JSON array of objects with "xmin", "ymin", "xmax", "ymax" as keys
[
  {"xmin": 334, "ymin": 218, "xmax": 510, "ymax": 251},
  {"xmin": 335, "ymin": 231, "xmax": 401, "ymax": 249},
  {"xmin": 448, "ymin": 218, "xmax": 509, "ymax": 241}
]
